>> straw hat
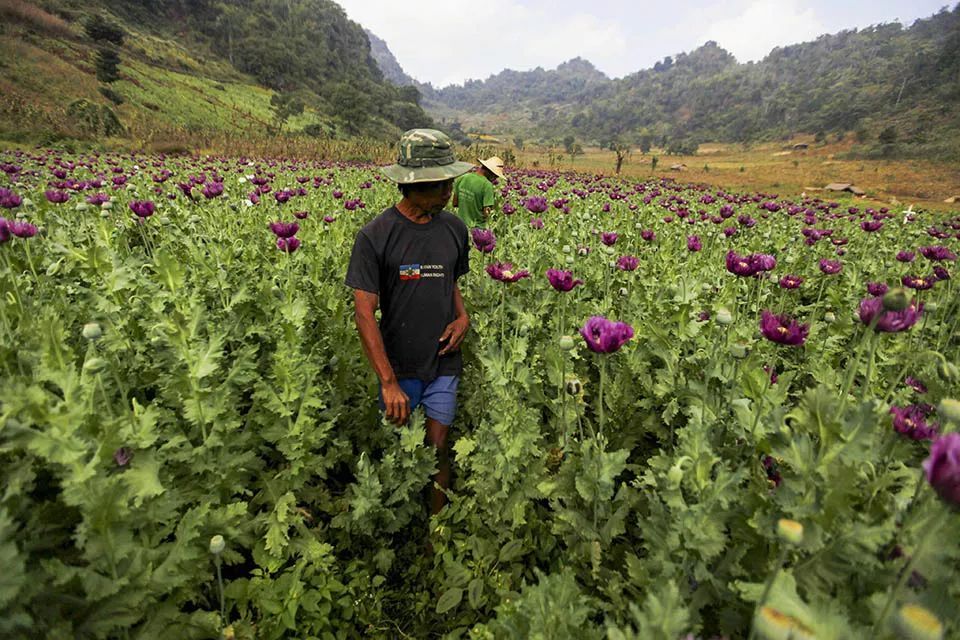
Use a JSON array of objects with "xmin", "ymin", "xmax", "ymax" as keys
[
  {"xmin": 381, "ymin": 129, "xmax": 474, "ymax": 184},
  {"xmin": 478, "ymin": 156, "xmax": 506, "ymax": 180}
]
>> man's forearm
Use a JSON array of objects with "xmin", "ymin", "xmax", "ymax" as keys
[{"xmin": 355, "ymin": 310, "xmax": 397, "ymax": 384}]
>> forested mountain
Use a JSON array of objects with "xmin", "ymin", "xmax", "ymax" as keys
[
  {"xmin": 411, "ymin": 6, "xmax": 960, "ymax": 158},
  {"xmin": 0, "ymin": 0, "xmax": 432, "ymax": 144},
  {"xmin": 365, "ymin": 28, "xmax": 415, "ymax": 87}
]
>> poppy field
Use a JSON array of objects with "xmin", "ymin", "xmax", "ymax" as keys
[{"xmin": 0, "ymin": 148, "xmax": 959, "ymax": 639}]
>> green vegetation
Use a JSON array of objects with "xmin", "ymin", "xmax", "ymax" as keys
[{"xmin": 425, "ymin": 7, "xmax": 960, "ymax": 160}]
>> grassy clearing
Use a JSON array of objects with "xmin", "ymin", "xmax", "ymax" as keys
[{"xmin": 515, "ymin": 139, "xmax": 960, "ymax": 213}]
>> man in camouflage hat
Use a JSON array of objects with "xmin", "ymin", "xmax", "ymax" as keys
[{"xmin": 345, "ymin": 129, "xmax": 474, "ymax": 518}]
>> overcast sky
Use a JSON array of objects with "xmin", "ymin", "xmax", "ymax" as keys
[{"xmin": 333, "ymin": 0, "xmax": 953, "ymax": 87}]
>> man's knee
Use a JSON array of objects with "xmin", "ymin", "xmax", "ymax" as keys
[{"xmin": 426, "ymin": 418, "xmax": 449, "ymax": 449}]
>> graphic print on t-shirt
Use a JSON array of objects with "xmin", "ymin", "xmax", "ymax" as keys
[
  {"xmin": 399, "ymin": 263, "xmax": 446, "ymax": 281},
  {"xmin": 399, "ymin": 264, "xmax": 421, "ymax": 280}
]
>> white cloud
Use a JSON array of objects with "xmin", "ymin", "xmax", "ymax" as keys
[
  {"xmin": 699, "ymin": 0, "xmax": 825, "ymax": 62},
  {"xmin": 334, "ymin": 0, "xmax": 628, "ymax": 86}
]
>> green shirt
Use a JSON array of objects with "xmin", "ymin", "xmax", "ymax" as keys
[{"xmin": 453, "ymin": 171, "xmax": 495, "ymax": 228}]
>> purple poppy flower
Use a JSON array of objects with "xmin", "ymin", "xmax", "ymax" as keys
[
  {"xmin": 759, "ymin": 310, "xmax": 809, "ymax": 346},
  {"xmin": 114, "ymin": 447, "xmax": 133, "ymax": 467},
  {"xmin": 896, "ymin": 251, "xmax": 915, "ymax": 263},
  {"xmin": 902, "ymin": 275, "xmax": 935, "ymax": 291},
  {"xmin": 866, "ymin": 282, "xmax": 889, "ymax": 296},
  {"xmin": 332, "ymin": 189, "xmax": 343, "ymax": 199},
  {"xmin": 294, "ymin": 210, "xmax": 309, "ymax": 219},
  {"xmin": 486, "ymin": 262, "xmax": 530, "ymax": 283},
  {"xmin": 779, "ymin": 274, "xmax": 804, "ymax": 289},
  {"xmin": 723, "ymin": 226, "xmax": 738, "ymax": 237},
  {"xmin": 905, "ymin": 376, "xmax": 927, "ymax": 394},
  {"xmin": 687, "ymin": 235, "xmax": 702, "ymax": 252},
  {"xmin": 502, "ymin": 202, "xmax": 516, "ymax": 215},
  {"xmin": 860, "ymin": 220, "xmax": 883, "ymax": 232},
  {"xmin": 546, "ymin": 268, "xmax": 583, "ymax": 292},
  {"xmin": 276, "ymin": 237, "xmax": 301, "ymax": 253},
  {"xmin": 530, "ymin": 217, "xmax": 544, "ymax": 229},
  {"xmin": 268, "ymin": 221, "xmax": 299, "ymax": 238},
  {"xmin": 600, "ymin": 232, "xmax": 618, "ymax": 246},
  {"xmin": 919, "ymin": 245, "xmax": 957, "ymax": 261},
  {"xmin": 322, "ymin": 215, "xmax": 335, "ymax": 223},
  {"xmin": 891, "ymin": 405, "xmax": 938, "ymax": 440},
  {"xmin": 9, "ymin": 220, "xmax": 37, "ymax": 238},
  {"xmin": 202, "ymin": 182, "xmax": 224, "ymax": 199},
  {"xmin": 523, "ymin": 196, "xmax": 548, "ymax": 214},
  {"xmin": 697, "ymin": 310, "xmax": 711, "ymax": 322},
  {"xmin": 819, "ymin": 259, "xmax": 842, "ymax": 275},
  {"xmin": 579, "ymin": 315, "xmax": 634, "ymax": 354},
  {"xmin": 750, "ymin": 254, "xmax": 777, "ymax": 272},
  {"xmin": 0, "ymin": 188, "xmax": 22, "ymax": 209},
  {"xmin": 616, "ymin": 255, "xmax": 639, "ymax": 271},
  {"xmin": 275, "ymin": 190, "xmax": 292, "ymax": 204},
  {"xmin": 762, "ymin": 455, "xmax": 782, "ymax": 488},
  {"xmin": 726, "ymin": 251, "xmax": 756, "ymax": 277},
  {"xmin": 129, "ymin": 200, "xmax": 156, "ymax": 218},
  {"xmin": 858, "ymin": 296, "xmax": 922, "ymax": 332},
  {"xmin": 933, "ymin": 265, "xmax": 950, "ymax": 281},
  {"xmin": 923, "ymin": 433, "xmax": 960, "ymax": 506},
  {"xmin": 641, "ymin": 229, "xmax": 656, "ymax": 242},
  {"xmin": 45, "ymin": 190, "xmax": 70, "ymax": 204},
  {"xmin": 86, "ymin": 193, "xmax": 109, "ymax": 205},
  {"xmin": 0, "ymin": 218, "xmax": 9, "ymax": 244},
  {"xmin": 472, "ymin": 228, "xmax": 497, "ymax": 253}
]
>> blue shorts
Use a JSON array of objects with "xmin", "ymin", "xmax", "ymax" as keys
[{"xmin": 378, "ymin": 375, "xmax": 459, "ymax": 426}]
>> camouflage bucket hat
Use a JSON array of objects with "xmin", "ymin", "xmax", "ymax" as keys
[{"xmin": 382, "ymin": 128, "xmax": 475, "ymax": 184}]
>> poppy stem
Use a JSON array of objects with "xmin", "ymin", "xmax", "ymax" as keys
[
  {"xmin": 861, "ymin": 333, "xmax": 880, "ymax": 402},
  {"xmin": 598, "ymin": 354, "xmax": 606, "ymax": 438}
]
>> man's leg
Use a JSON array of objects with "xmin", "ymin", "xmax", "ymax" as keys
[
  {"xmin": 420, "ymin": 376, "xmax": 459, "ymax": 515},
  {"xmin": 425, "ymin": 417, "xmax": 450, "ymax": 515}
]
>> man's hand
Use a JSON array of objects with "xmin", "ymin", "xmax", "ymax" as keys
[
  {"xmin": 438, "ymin": 315, "xmax": 469, "ymax": 356},
  {"xmin": 382, "ymin": 380, "xmax": 410, "ymax": 425}
]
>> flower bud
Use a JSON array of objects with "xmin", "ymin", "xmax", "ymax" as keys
[
  {"xmin": 776, "ymin": 519, "xmax": 803, "ymax": 545},
  {"xmin": 559, "ymin": 335, "xmax": 576, "ymax": 351},
  {"xmin": 565, "ymin": 378, "xmax": 583, "ymax": 396},
  {"xmin": 754, "ymin": 606, "xmax": 816, "ymax": 640},
  {"xmin": 715, "ymin": 308, "xmax": 733, "ymax": 325},
  {"xmin": 925, "ymin": 301, "xmax": 938, "ymax": 313},
  {"xmin": 882, "ymin": 287, "xmax": 910, "ymax": 311},
  {"xmin": 729, "ymin": 342, "xmax": 748, "ymax": 358},
  {"xmin": 938, "ymin": 398, "xmax": 960, "ymax": 424},
  {"xmin": 937, "ymin": 361, "xmax": 959, "ymax": 382},
  {"xmin": 209, "ymin": 534, "xmax": 225, "ymax": 555},
  {"xmin": 82, "ymin": 322, "xmax": 103, "ymax": 340},
  {"xmin": 823, "ymin": 311, "xmax": 836, "ymax": 323},
  {"xmin": 896, "ymin": 603, "xmax": 943, "ymax": 640},
  {"xmin": 565, "ymin": 256, "xmax": 575, "ymax": 265}
]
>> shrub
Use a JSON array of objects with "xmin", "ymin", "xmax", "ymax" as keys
[
  {"xmin": 95, "ymin": 46, "xmax": 121, "ymax": 83},
  {"xmin": 84, "ymin": 13, "xmax": 124, "ymax": 45},
  {"xmin": 98, "ymin": 85, "xmax": 124, "ymax": 105},
  {"xmin": 66, "ymin": 99, "xmax": 124, "ymax": 136}
]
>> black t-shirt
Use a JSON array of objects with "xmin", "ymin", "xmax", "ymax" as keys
[{"xmin": 345, "ymin": 207, "xmax": 470, "ymax": 381}]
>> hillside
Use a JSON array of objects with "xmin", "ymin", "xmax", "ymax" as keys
[
  {"xmin": 0, "ymin": 0, "xmax": 432, "ymax": 147},
  {"xmin": 409, "ymin": 6, "xmax": 960, "ymax": 160}
]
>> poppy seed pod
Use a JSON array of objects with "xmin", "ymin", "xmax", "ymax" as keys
[
  {"xmin": 209, "ymin": 535, "xmax": 225, "ymax": 555},
  {"xmin": 82, "ymin": 322, "xmax": 102, "ymax": 340},
  {"xmin": 937, "ymin": 361, "xmax": 958, "ymax": 382},
  {"xmin": 565, "ymin": 378, "xmax": 583, "ymax": 396},
  {"xmin": 559, "ymin": 335, "xmax": 576, "ymax": 351},
  {"xmin": 715, "ymin": 308, "xmax": 733, "ymax": 325},
  {"xmin": 938, "ymin": 398, "xmax": 960, "ymax": 424},
  {"xmin": 882, "ymin": 287, "xmax": 910, "ymax": 311}
]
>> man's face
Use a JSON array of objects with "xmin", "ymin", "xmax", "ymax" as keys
[{"xmin": 412, "ymin": 179, "xmax": 454, "ymax": 215}]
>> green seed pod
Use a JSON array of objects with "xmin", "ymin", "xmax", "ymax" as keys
[
  {"xmin": 83, "ymin": 357, "xmax": 107, "ymax": 373},
  {"xmin": 565, "ymin": 256, "xmax": 575, "ymax": 265},
  {"xmin": 559, "ymin": 335, "xmax": 576, "ymax": 351},
  {"xmin": 561, "ymin": 244, "xmax": 572, "ymax": 254},
  {"xmin": 715, "ymin": 308, "xmax": 733, "ymax": 325},
  {"xmin": 882, "ymin": 287, "xmax": 910, "ymax": 311},
  {"xmin": 896, "ymin": 604, "xmax": 944, "ymax": 640},
  {"xmin": 158, "ymin": 216, "xmax": 171, "ymax": 225},
  {"xmin": 924, "ymin": 301, "xmax": 938, "ymax": 313},
  {"xmin": 82, "ymin": 322, "xmax": 103, "ymax": 340},
  {"xmin": 75, "ymin": 202, "xmax": 90, "ymax": 212},
  {"xmin": 101, "ymin": 201, "xmax": 113, "ymax": 210},
  {"xmin": 209, "ymin": 535, "xmax": 225, "ymax": 555},
  {"xmin": 823, "ymin": 311, "xmax": 836, "ymax": 323},
  {"xmin": 100, "ymin": 211, "xmax": 111, "ymax": 219},
  {"xmin": 937, "ymin": 361, "xmax": 959, "ymax": 382},
  {"xmin": 938, "ymin": 398, "xmax": 960, "ymax": 424},
  {"xmin": 565, "ymin": 378, "xmax": 583, "ymax": 396},
  {"xmin": 729, "ymin": 342, "xmax": 748, "ymax": 358}
]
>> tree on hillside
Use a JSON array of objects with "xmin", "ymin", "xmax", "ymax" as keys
[
  {"xmin": 609, "ymin": 140, "xmax": 631, "ymax": 174},
  {"xmin": 270, "ymin": 91, "xmax": 306, "ymax": 133}
]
